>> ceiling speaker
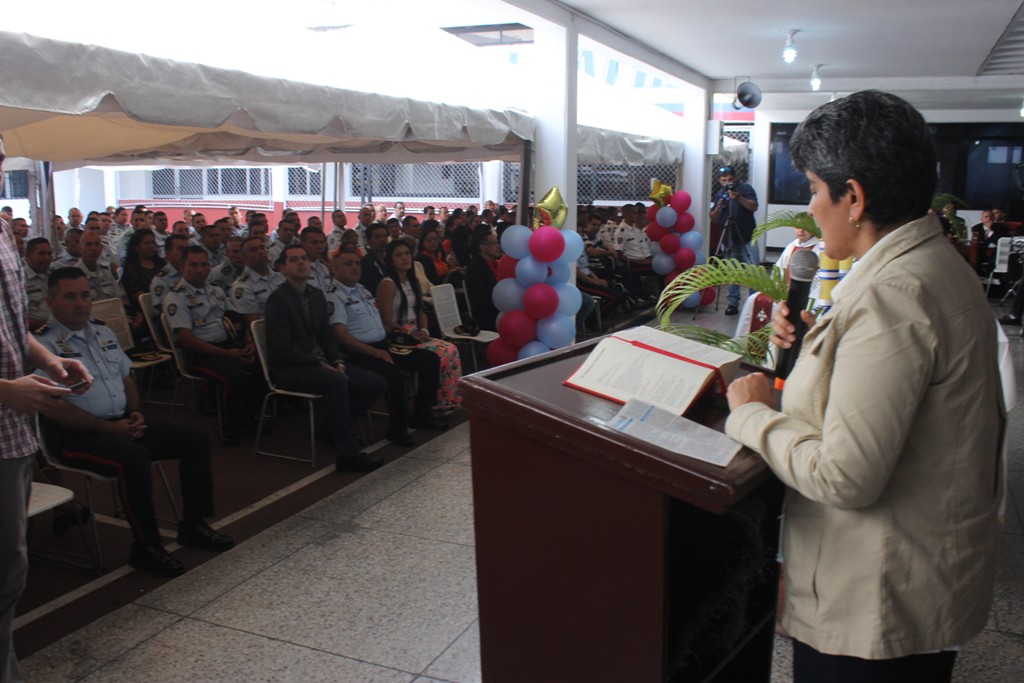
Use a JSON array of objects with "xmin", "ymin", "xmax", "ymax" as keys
[{"xmin": 733, "ymin": 81, "xmax": 762, "ymax": 110}]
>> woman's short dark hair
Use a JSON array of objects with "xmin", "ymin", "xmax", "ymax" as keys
[{"xmin": 790, "ymin": 90, "xmax": 937, "ymax": 229}]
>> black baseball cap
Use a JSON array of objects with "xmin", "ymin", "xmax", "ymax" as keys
[{"xmin": 718, "ymin": 166, "xmax": 734, "ymax": 175}]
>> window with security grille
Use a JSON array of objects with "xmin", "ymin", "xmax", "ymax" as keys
[
  {"xmin": 711, "ymin": 124, "xmax": 753, "ymax": 204},
  {"xmin": 152, "ymin": 168, "xmax": 269, "ymax": 197},
  {"xmin": 577, "ymin": 163, "xmax": 677, "ymax": 204},
  {"xmin": 0, "ymin": 170, "xmax": 29, "ymax": 199},
  {"xmin": 288, "ymin": 167, "xmax": 322, "ymax": 196},
  {"xmin": 502, "ymin": 162, "xmax": 520, "ymax": 204},
  {"xmin": 347, "ymin": 163, "xmax": 480, "ymax": 200}
]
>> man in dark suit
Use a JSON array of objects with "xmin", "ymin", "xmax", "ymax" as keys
[
  {"xmin": 264, "ymin": 245, "xmax": 386, "ymax": 472},
  {"xmin": 971, "ymin": 208, "xmax": 1008, "ymax": 275}
]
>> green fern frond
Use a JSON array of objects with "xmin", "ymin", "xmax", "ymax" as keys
[
  {"xmin": 658, "ymin": 323, "xmax": 775, "ymax": 365},
  {"xmin": 932, "ymin": 193, "xmax": 968, "ymax": 211},
  {"xmin": 750, "ymin": 210, "xmax": 820, "ymax": 244},
  {"xmin": 657, "ymin": 257, "xmax": 787, "ymax": 322}
]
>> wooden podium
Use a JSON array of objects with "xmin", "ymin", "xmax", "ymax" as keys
[{"xmin": 462, "ymin": 339, "xmax": 783, "ymax": 683}]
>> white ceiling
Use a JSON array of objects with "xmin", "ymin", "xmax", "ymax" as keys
[{"xmin": 552, "ymin": 0, "xmax": 1024, "ymax": 116}]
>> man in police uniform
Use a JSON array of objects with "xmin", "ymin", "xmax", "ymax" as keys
[
  {"xmin": 266, "ymin": 219, "xmax": 298, "ymax": 265},
  {"xmin": 165, "ymin": 247, "xmax": 258, "ymax": 444},
  {"xmin": 327, "ymin": 251, "xmax": 446, "ymax": 447},
  {"xmin": 326, "ymin": 209, "xmax": 349, "ymax": 253},
  {"xmin": 36, "ymin": 267, "xmax": 233, "ymax": 578},
  {"xmin": 148, "ymin": 234, "xmax": 190, "ymax": 311},
  {"xmin": 24, "ymin": 237, "xmax": 54, "ymax": 329},
  {"xmin": 196, "ymin": 221, "xmax": 226, "ymax": 267},
  {"xmin": 229, "ymin": 235, "xmax": 285, "ymax": 325},
  {"xmin": 76, "ymin": 230, "xmax": 125, "ymax": 301},
  {"xmin": 299, "ymin": 227, "xmax": 332, "ymax": 291},
  {"xmin": 208, "ymin": 235, "xmax": 244, "ymax": 293}
]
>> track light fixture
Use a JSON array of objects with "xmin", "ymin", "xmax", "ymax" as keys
[
  {"xmin": 810, "ymin": 64, "xmax": 821, "ymax": 92},
  {"xmin": 782, "ymin": 29, "xmax": 799, "ymax": 64}
]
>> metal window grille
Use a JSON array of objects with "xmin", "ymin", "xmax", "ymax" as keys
[
  {"xmin": 502, "ymin": 162, "xmax": 522, "ymax": 205},
  {"xmin": 577, "ymin": 163, "xmax": 677, "ymax": 205},
  {"xmin": 711, "ymin": 124, "xmax": 752, "ymax": 203},
  {"xmin": 152, "ymin": 168, "xmax": 269, "ymax": 198},
  {"xmin": 287, "ymin": 167, "xmax": 322, "ymax": 196},
  {"xmin": 0, "ymin": 170, "xmax": 30, "ymax": 199},
  {"xmin": 348, "ymin": 163, "xmax": 481, "ymax": 203}
]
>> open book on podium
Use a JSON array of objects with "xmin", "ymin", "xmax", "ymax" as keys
[{"xmin": 564, "ymin": 326, "xmax": 743, "ymax": 416}]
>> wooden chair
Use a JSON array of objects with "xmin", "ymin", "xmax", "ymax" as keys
[
  {"xmin": 250, "ymin": 319, "xmax": 324, "ymax": 468},
  {"xmin": 430, "ymin": 283, "xmax": 499, "ymax": 372}
]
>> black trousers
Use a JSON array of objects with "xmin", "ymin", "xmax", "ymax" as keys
[
  {"xmin": 274, "ymin": 365, "xmax": 385, "ymax": 455},
  {"xmin": 793, "ymin": 639, "xmax": 957, "ymax": 683},
  {"xmin": 190, "ymin": 352, "xmax": 260, "ymax": 430},
  {"xmin": 345, "ymin": 341, "xmax": 440, "ymax": 428},
  {"xmin": 43, "ymin": 417, "xmax": 214, "ymax": 546}
]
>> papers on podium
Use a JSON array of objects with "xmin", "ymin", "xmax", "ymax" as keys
[
  {"xmin": 564, "ymin": 326, "xmax": 743, "ymax": 416},
  {"xmin": 608, "ymin": 399, "xmax": 742, "ymax": 467}
]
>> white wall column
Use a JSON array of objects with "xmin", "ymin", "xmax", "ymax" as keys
[{"xmin": 530, "ymin": 17, "xmax": 578, "ymax": 230}]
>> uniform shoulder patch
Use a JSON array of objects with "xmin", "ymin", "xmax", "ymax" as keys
[
  {"xmin": 234, "ymin": 286, "xmax": 245, "ymax": 299},
  {"xmin": 170, "ymin": 282, "xmax": 184, "ymax": 293},
  {"xmin": 237, "ymin": 272, "xmax": 250, "ymax": 282},
  {"xmin": 166, "ymin": 303, "xmax": 178, "ymax": 317},
  {"xmin": 154, "ymin": 284, "xmax": 164, "ymax": 296}
]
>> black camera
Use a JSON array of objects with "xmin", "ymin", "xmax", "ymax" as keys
[{"xmin": 726, "ymin": 182, "xmax": 737, "ymax": 192}]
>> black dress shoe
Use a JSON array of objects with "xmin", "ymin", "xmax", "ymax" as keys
[
  {"xmin": 177, "ymin": 520, "xmax": 235, "ymax": 551},
  {"xmin": 725, "ymin": 305, "xmax": 739, "ymax": 315},
  {"xmin": 129, "ymin": 543, "xmax": 185, "ymax": 578},
  {"xmin": 409, "ymin": 414, "xmax": 449, "ymax": 431},
  {"xmin": 335, "ymin": 450, "xmax": 385, "ymax": 473},
  {"xmin": 386, "ymin": 429, "xmax": 415, "ymax": 447},
  {"xmin": 999, "ymin": 314, "xmax": 1021, "ymax": 325}
]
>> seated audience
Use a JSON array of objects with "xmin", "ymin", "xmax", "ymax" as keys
[
  {"xmin": 165, "ymin": 247, "xmax": 260, "ymax": 444},
  {"xmin": 229, "ymin": 236, "xmax": 285, "ymax": 325},
  {"xmin": 359, "ymin": 223, "xmax": 389, "ymax": 294},
  {"xmin": 77, "ymin": 230, "xmax": 125, "ymax": 301},
  {"xmin": 326, "ymin": 251, "xmax": 447, "ymax": 446},
  {"xmin": 263, "ymin": 244, "xmax": 386, "ymax": 471},
  {"xmin": 415, "ymin": 222, "xmax": 451, "ymax": 286},
  {"xmin": 36, "ymin": 267, "xmax": 233, "ymax": 577},
  {"xmin": 24, "ymin": 237, "xmax": 54, "ymax": 329},
  {"xmin": 377, "ymin": 240, "xmax": 462, "ymax": 413},
  {"xmin": 149, "ymin": 234, "xmax": 190, "ymax": 311},
  {"xmin": 208, "ymin": 235, "xmax": 245, "ymax": 293},
  {"xmin": 298, "ymin": 227, "xmax": 332, "ymax": 291},
  {"xmin": 327, "ymin": 209, "xmax": 349, "ymax": 253},
  {"xmin": 465, "ymin": 230, "xmax": 501, "ymax": 331}
]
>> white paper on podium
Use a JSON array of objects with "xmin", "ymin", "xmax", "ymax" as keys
[{"xmin": 607, "ymin": 399, "xmax": 742, "ymax": 467}]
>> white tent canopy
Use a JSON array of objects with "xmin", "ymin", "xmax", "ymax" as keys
[{"xmin": 0, "ymin": 31, "xmax": 535, "ymax": 168}]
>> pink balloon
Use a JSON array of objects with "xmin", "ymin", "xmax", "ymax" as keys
[
  {"xmin": 496, "ymin": 255, "xmax": 518, "ymax": 281},
  {"xmin": 674, "ymin": 212, "xmax": 695, "ymax": 233},
  {"xmin": 646, "ymin": 204, "xmax": 659, "ymax": 223},
  {"xmin": 665, "ymin": 269, "xmax": 684, "ymax": 285},
  {"xmin": 700, "ymin": 287, "xmax": 716, "ymax": 306},
  {"xmin": 673, "ymin": 247, "xmax": 696, "ymax": 270},
  {"xmin": 659, "ymin": 233, "xmax": 680, "ymax": 253},
  {"xmin": 523, "ymin": 283, "xmax": 559, "ymax": 320},
  {"xmin": 498, "ymin": 309, "xmax": 538, "ymax": 349},
  {"xmin": 528, "ymin": 226, "xmax": 566, "ymax": 263},
  {"xmin": 646, "ymin": 224, "xmax": 668, "ymax": 242},
  {"xmin": 670, "ymin": 190, "xmax": 692, "ymax": 213},
  {"xmin": 487, "ymin": 339, "xmax": 519, "ymax": 367}
]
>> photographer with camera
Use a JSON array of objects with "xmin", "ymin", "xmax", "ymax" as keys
[{"xmin": 709, "ymin": 166, "xmax": 759, "ymax": 314}]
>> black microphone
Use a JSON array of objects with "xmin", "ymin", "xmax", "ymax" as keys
[{"xmin": 773, "ymin": 249, "xmax": 819, "ymax": 389}]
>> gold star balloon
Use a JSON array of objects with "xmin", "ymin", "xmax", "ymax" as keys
[
  {"xmin": 533, "ymin": 186, "xmax": 569, "ymax": 228},
  {"xmin": 649, "ymin": 180, "xmax": 673, "ymax": 207}
]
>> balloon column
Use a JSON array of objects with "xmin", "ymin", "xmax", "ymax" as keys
[
  {"xmin": 487, "ymin": 187, "xmax": 583, "ymax": 366},
  {"xmin": 645, "ymin": 181, "xmax": 714, "ymax": 308}
]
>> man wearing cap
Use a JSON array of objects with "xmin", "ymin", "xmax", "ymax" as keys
[{"xmin": 709, "ymin": 166, "xmax": 759, "ymax": 315}]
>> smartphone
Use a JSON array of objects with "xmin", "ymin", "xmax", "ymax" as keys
[{"xmin": 66, "ymin": 379, "xmax": 89, "ymax": 392}]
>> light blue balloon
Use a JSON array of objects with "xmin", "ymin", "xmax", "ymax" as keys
[
  {"xmin": 656, "ymin": 206, "xmax": 678, "ymax": 229},
  {"xmin": 681, "ymin": 291, "xmax": 702, "ymax": 309},
  {"xmin": 695, "ymin": 250, "xmax": 707, "ymax": 265},
  {"xmin": 517, "ymin": 340, "xmax": 551, "ymax": 360},
  {"xmin": 649, "ymin": 239, "xmax": 664, "ymax": 256},
  {"xmin": 680, "ymin": 230, "xmax": 704, "ymax": 251},
  {"xmin": 652, "ymin": 253, "xmax": 675, "ymax": 275},
  {"xmin": 553, "ymin": 282, "xmax": 582, "ymax": 316},
  {"xmin": 515, "ymin": 255, "xmax": 548, "ymax": 285},
  {"xmin": 546, "ymin": 261, "xmax": 571, "ymax": 284},
  {"xmin": 537, "ymin": 313, "xmax": 576, "ymax": 349},
  {"xmin": 557, "ymin": 229, "xmax": 585, "ymax": 264},
  {"xmin": 492, "ymin": 278, "xmax": 526, "ymax": 312},
  {"xmin": 501, "ymin": 224, "xmax": 532, "ymax": 260}
]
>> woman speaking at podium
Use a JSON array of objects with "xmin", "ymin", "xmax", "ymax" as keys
[{"xmin": 725, "ymin": 90, "xmax": 1004, "ymax": 682}]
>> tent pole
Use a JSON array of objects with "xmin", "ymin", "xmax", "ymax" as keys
[
  {"xmin": 517, "ymin": 140, "xmax": 532, "ymax": 226},
  {"xmin": 320, "ymin": 162, "xmax": 327, "ymax": 225}
]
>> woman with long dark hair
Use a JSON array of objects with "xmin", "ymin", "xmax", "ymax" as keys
[
  {"xmin": 415, "ymin": 222, "xmax": 450, "ymax": 286},
  {"xmin": 377, "ymin": 240, "xmax": 462, "ymax": 413}
]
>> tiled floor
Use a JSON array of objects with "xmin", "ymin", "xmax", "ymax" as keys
[{"xmin": 17, "ymin": 301, "xmax": 1024, "ymax": 683}]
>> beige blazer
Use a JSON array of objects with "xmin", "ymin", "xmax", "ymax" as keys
[{"xmin": 727, "ymin": 215, "xmax": 1005, "ymax": 659}]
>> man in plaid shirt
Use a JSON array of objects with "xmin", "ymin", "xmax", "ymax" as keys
[{"xmin": 0, "ymin": 134, "xmax": 92, "ymax": 683}]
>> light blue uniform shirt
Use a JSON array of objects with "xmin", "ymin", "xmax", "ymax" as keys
[
  {"xmin": 325, "ymin": 281, "xmax": 387, "ymax": 344},
  {"xmin": 148, "ymin": 263, "xmax": 182, "ymax": 310},
  {"xmin": 35, "ymin": 318, "xmax": 130, "ymax": 419},
  {"xmin": 164, "ymin": 279, "xmax": 229, "ymax": 343},
  {"xmin": 228, "ymin": 267, "xmax": 284, "ymax": 317}
]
